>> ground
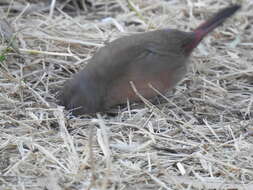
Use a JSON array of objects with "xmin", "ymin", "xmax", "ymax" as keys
[{"xmin": 0, "ymin": 0, "xmax": 253, "ymax": 189}]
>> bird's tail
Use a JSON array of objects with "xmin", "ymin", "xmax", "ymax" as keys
[
  {"xmin": 194, "ymin": 4, "xmax": 241, "ymax": 34},
  {"xmin": 183, "ymin": 4, "xmax": 240, "ymax": 53}
]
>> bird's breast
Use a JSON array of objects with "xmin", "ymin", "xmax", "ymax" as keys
[{"xmin": 103, "ymin": 65, "xmax": 187, "ymax": 108}]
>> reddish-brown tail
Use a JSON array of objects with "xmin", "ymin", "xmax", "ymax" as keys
[
  {"xmin": 195, "ymin": 5, "xmax": 240, "ymax": 34},
  {"xmin": 184, "ymin": 4, "xmax": 241, "ymax": 53}
]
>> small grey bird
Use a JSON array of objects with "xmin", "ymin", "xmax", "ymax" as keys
[{"xmin": 59, "ymin": 5, "xmax": 241, "ymax": 115}]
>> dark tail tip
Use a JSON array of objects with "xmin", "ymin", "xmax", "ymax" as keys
[
  {"xmin": 183, "ymin": 4, "xmax": 241, "ymax": 54},
  {"xmin": 195, "ymin": 4, "xmax": 241, "ymax": 32}
]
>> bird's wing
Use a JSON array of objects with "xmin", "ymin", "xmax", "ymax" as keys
[{"xmin": 86, "ymin": 30, "xmax": 187, "ymax": 80}]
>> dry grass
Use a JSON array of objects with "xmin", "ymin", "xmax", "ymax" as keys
[{"xmin": 0, "ymin": 0, "xmax": 253, "ymax": 189}]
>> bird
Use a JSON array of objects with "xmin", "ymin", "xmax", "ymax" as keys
[{"xmin": 59, "ymin": 4, "xmax": 241, "ymax": 116}]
